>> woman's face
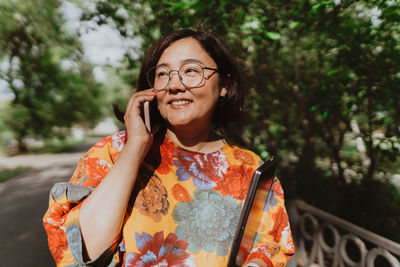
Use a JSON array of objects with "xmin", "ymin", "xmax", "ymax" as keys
[{"xmin": 155, "ymin": 37, "xmax": 226, "ymax": 131}]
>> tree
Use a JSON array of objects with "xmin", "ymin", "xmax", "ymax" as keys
[
  {"xmin": 0, "ymin": 0, "xmax": 104, "ymax": 152},
  {"xmin": 80, "ymin": 0, "xmax": 400, "ymax": 240}
]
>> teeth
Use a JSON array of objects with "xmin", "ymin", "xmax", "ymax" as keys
[{"xmin": 170, "ymin": 100, "xmax": 191, "ymax": 105}]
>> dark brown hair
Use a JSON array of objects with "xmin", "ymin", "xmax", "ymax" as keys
[{"xmin": 114, "ymin": 29, "xmax": 245, "ymax": 132}]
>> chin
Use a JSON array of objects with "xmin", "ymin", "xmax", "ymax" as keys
[
  {"xmin": 168, "ymin": 120, "xmax": 192, "ymax": 129},
  {"xmin": 165, "ymin": 114, "xmax": 192, "ymax": 126}
]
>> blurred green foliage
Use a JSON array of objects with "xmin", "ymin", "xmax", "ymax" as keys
[
  {"xmin": 0, "ymin": 0, "xmax": 104, "ymax": 152},
  {"xmin": 0, "ymin": 167, "xmax": 28, "ymax": 183},
  {"xmin": 0, "ymin": 0, "xmax": 398, "ymax": 241},
  {"xmin": 28, "ymin": 135, "xmax": 89, "ymax": 154},
  {"xmin": 80, "ymin": 0, "xmax": 400, "ymax": 240}
]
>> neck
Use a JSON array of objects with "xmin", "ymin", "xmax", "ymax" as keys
[{"xmin": 166, "ymin": 124, "xmax": 223, "ymax": 153}]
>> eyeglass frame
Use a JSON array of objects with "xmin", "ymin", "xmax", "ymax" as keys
[{"xmin": 146, "ymin": 63, "xmax": 219, "ymax": 91}]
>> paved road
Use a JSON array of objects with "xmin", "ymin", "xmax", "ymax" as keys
[{"xmin": 0, "ymin": 139, "xmax": 97, "ymax": 267}]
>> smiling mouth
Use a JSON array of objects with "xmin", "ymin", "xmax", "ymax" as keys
[{"xmin": 168, "ymin": 100, "xmax": 193, "ymax": 105}]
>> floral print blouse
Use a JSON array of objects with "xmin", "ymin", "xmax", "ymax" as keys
[{"xmin": 43, "ymin": 131, "xmax": 295, "ymax": 266}]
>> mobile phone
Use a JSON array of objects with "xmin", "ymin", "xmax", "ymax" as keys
[
  {"xmin": 142, "ymin": 101, "xmax": 151, "ymax": 132},
  {"xmin": 139, "ymin": 99, "xmax": 163, "ymax": 132},
  {"xmin": 228, "ymin": 156, "xmax": 279, "ymax": 267}
]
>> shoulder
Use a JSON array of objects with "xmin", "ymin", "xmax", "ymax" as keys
[
  {"xmin": 85, "ymin": 130, "xmax": 127, "ymax": 163},
  {"xmin": 91, "ymin": 130, "xmax": 127, "ymax": 151},
  {"xmin": 69, "ymin": 131, "xmax": 127, "ymax": 186},
  {"xmin": 223, "ymin": 143, "xmax": 263, "ymax": 168},
  {"xmin": 88, "ymin": 130, "xmax": 127, "ymax": 154}
]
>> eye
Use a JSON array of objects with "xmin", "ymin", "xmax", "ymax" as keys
[
  {"xmin": 156, "ymin": 70, "xmax": 169, "ymax": 78},
  {"xmin": 186, "ymin": 68, "xmax": 200, "ymax": 73},
  {"xmin": 180, "ymin": 62, "xmax": 203, "ymax": 76}
]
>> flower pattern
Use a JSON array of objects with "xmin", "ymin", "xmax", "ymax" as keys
[
  {"xmin": 264, "ymin": 190, "xmax": 278, "ymax": 212},
  {"xmin": 233, "ymin": 149, "xmax": 256, "ymax": 165},
  {"xmin": 174, "ymin": 189, "xmax": 241, "ymax": 256},
  {"xmin": 264, "ymin": 179, "xmax": 280, "ymax": 212},
  {"xmin": 70, "ymin": 156, "xmax": 87, "ymax": 185},
  {"xmin": 245, "ymin": 246, "xmax": 275, "ymax": 267},
  {"xmin": 272, "ymin": 178, "xmax": 284, "ymax": 199},
  {"xmin": 125, "ymin": 231, "xmax": 195, "ymax": 267},
  {"xmin": 173, "ymin": 149, "xmax": 229, "ymax": 189},
  {"xmin": 268, "ymin": 207, "xmax": 289, "ymax": 242},
  {"xmin": 157, "ymin": 138, "xmax": 175, "ymax": 174},
  {"xmin": 43, "ymin": 223, "xmax": 68, "ymax": 265},
  {"xmin": 213, "ymin": 164, "xmax": 254, "ymax": 200},
  {"xmin": 111, "ymin": 131, "xmax": 126, "ymax": 151},
  {"xmin": 134, "ymin": 175, "xmax": 169, "ymax": 222},
  {"xmin": 43, "ymin": 131, "xmax": 294, "ymax": 267},
  {"xmin": 171, "ymin": 183, "xmax": 191, "ymax": 202},
  {"xmin": 281, "ymin": 224, "xmax": 295, "ymax": 253},
  {"xmin": 83, "ymin": 157, "xmax": 111, "ymax": 186},
  {"xmin": 93, "ymin": 136, "xmax": 112, "ymax": 148}
]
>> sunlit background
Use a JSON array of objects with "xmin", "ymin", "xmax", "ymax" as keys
[{"xmin": 0, "ymin": 0, "xmax": 399, "ymax": 266}]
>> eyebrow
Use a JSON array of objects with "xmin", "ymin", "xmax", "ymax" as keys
[{"xmin": 156, "ymin": 58, "xmax": 205, "ymax": 68}]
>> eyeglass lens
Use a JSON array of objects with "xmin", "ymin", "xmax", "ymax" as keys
[{"xmin": 148, "ymin": 63, "xmax": 205, "ymax": 90}]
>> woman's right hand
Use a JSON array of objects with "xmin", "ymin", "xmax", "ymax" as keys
[{"xmin": 123, "ymin": 89, "xmax": 157, "ymax": 158}]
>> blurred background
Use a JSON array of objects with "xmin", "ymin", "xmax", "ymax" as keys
[{"xmin": 0, "ymin": 0, "xmax": 399, "ymax": 266}]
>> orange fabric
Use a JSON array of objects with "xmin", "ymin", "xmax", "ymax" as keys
[{"xmin": 43, "ymin": 131, "xmax": 295, "ymax": 266}]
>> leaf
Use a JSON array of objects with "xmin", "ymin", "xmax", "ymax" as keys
[
  {"xmin": 260, "ymin": 150, "xmax": 269, "ymax": 160},
  {"xmin": 264, "ymin": 31, "xmax": 281, "ymax": 40},
  {"xmin": 311, "ymin": 2, "xmax": 335, "ymax": 12},
  {"xmin": 184, "ymin": 16, "xmax": 189, "ymax": 25},
  {"xmin": 289, "ymin": 21, "xmax": 300, "ymax": 29},
  {"xmin": 326, "ymin": 70, "xmax": 339, "ymax": 76}
]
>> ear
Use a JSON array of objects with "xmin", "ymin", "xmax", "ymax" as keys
[{"xmin": 220, "ymin": 87, "xmax": 227, "ymax": 97}]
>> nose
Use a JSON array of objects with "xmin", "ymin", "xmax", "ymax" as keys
[{"xmin": 167, "ymin": 70, "xmax": 186, "ymax": 93}]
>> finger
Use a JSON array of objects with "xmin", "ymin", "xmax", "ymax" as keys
[
  {"xmin": 155, "ymin": 88, "xmax": 167, "ymax": 94},
  {"xmin": 126, "ymin": 90, "xmax": 155, "ymax": 109},
  {"xmin": 124, "ymin": 94, "xmax": 156, "ymax": 124},
  {"xmin": 132, "ymin": 93, "xmax": 156, "ymax": 108},
  {"xmin": 125, "ymin": 91, "xmax": 156, "ymax": 115}
]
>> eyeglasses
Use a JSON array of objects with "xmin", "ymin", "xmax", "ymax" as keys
[{"xmin": 146, "ymin": 62, "xmax": 218, "ymax": 91}]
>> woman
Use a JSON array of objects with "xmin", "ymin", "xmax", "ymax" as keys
[{"xmin": 43, "ymin": 29, "xmax": 295, "ymax": 267}]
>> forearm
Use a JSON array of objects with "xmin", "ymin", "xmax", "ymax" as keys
[{"xmin": 79, "ymin": 140, "xmax": 148, "ymax": 260}]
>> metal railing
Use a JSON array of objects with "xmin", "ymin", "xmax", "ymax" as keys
[{"xmin": 286, "ymin": 199, "xmax": 400, "ymax": 267}]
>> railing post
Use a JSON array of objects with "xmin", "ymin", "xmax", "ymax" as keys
[{"xmin": 286, "ymin": 199, "xmax": 400, "ymax": 267}]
